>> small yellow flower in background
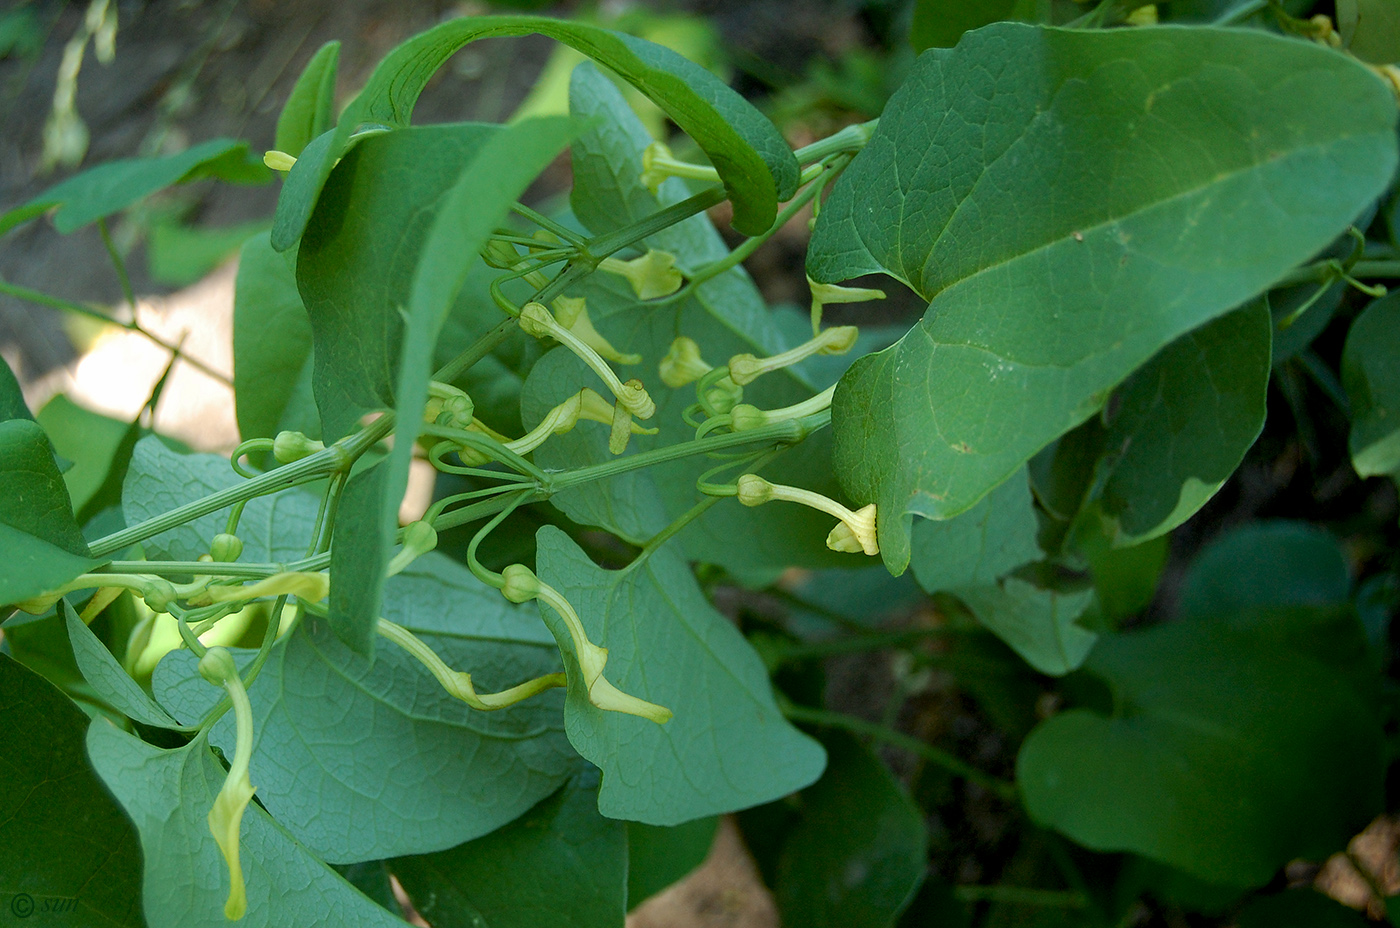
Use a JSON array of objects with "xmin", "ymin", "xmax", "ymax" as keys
[{"xmin": 599, "ymin": 250, "xmax": 684, "ymax": 300}]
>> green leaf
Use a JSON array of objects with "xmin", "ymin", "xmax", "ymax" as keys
[
  {"xmin": 1082, "ymin": 299, "xmax": 1271, "ymax": 545},
  {"xmin": 0, "ymin": 654, "xmax": 144, "ymax": 927},
  {"xmin": 390, "ymin": 772, "xmax": 627, "ymax": 928},
  {"xmin": 626, "ymin": 817, "xmax": 718, "ymax": 907},
  {"xmin": 775, "ymin": 731, "xmax": 928, "ymax": 928},
  {"xmin": 296, "ymin": 122, "xmax": 500, "ymax": 441},
  {"xmin": 956, "ymin": 578, "xmax": 1097, "ymax": 676},
  {"xmin": 1237, "ymin": 889, "xmax": 1374, "ymax": 927},
  {"xmin": 1016, "ymin": 606, "xmax": 1384, "ymax": 886},
  {"xmin": 64, "ymin": 602, "xmax": 185, "ymax": 729},
  {"xmin": 121, "ymin": 436, "xmax": 321, "ymax": 563},
  {"xmin": 910, "ymin": 0, "xmax": 1019, "ymax": 51},
  {"xmin": 37, "ymin": 395, "xmax": 130, "ymax": 517},
  {"xmin": 86, "ymin": 722, "xmax": 412, "ymax": 928},
  {"xmin": 0, "ymin": 355, "xmax": 31, "ymax": 422},
  {"xmin": 533, "ymin": 526, "xmax": 826, "ymax": 823},
  {"xmin": 1176, "ymin": 520, "xmax": 1351, "ymax": 620},
  {"xmin": 275, "ymin": 42, "xmax": 341, "ymax": 158},
  {"xmin": 0, "ymin": 138, "xmax": 270, "ymax": 237},
  {"xmin": 153, "ymin": 551, "xmax": 573, "ymax": 863},
  {"xmin": 325, "ymin": 464, "xmax": 391, "ymax": 655},
  {"xmin": 1343, "ymin": 291, "xmax": 1400, "ymax": 479},
  {"xmin": 1338, "ymin": 0, "xmax": 1400, "ymax": 63},
  {"xmin": 273, "ymin": 16, "xmax": 796, "ymax": 249},
  {"xmin": 1084, "ymin": 534, "xmax": 1168, "ymax": 621},
  {"xmin": 909, "ymin": 466, "xmax": 1039, "ymax": 592},
  {"xmin": 0, "ymin": 417, "xmax": 101, "ymax": 607},
  {"xmin": 233, "ymin": 231, "xmax": 318, "ymax": 441},
  {"xmin": 809, "ymin": 24, "xmax": 1399, "ymax": 572},
  {"xmin": 146, "ymin": 217, "xmax": 270, "ymax": 287}
]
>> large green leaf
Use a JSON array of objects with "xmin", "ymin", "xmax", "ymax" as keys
[
  {"xmin": 0, "ymin": 355, "xmax": 31, "ymax": 422},
  {"xmin": 153, "ymin": 552, "xmax": 573, "ymax": 863},
  {"xmin": 390, "ymin": 773, "xmax": 627, "ymax": 928},
  {"xmin": 86, "ymin": 722, "xmax": 411, "ymax": 927},
  {"xmin": 1343, "ymin": 292, "xmax": 1400, "ymax": 479},
  {"xmin": 1176, "ymin": 520, "xmax": 1351, "ymax": 620},
  {"xmin": 121, "ymin": 436, "xmax": 321, "ymax": 562},
  {"xmin": 1080, "ymin": 299, "xmax": 1271, "ymax": 545},
  {"xmin": 0, "ymin": 418, "xmax": 102, "ymax": 607},
  {"xmin": 275, "ymin": 42, "xmax": 341, "ymax": 158},
  {"xmin": 65, "ymin": 602, "xmax": 184, "ymax": 730},
  {"xmin": 775, "ymin": 731, "xmax": 927, "ymax": 928},
  {"xmin": 956, "ymin": 578, "xmax": 1097, "ymax": 676},
  {"xmin": 0, "ymin": 654, "xmax": 144, "ymax": 927},
  {"xmin": 37, "ymin": 395, "xmax": 131, "ymax": 517},
  {"xmin": 0, "ymin": 138, "xmax": 269, "ymax": 237},
  {"xmin": 233, "ymin": 232, "xmax": 318, "ymax": 441},
  {"xmin": 273, "ymin": 16, "xmax": 796, "ymax": 248},
  {"xmin": 910, "ymin": 0, "xmax": 1019, "ymax": 51},
  {"xmin": 1016, "ymin": 606, "xmax": 1383, "ymax": 886},
  {"xmin": 626, "ymin": 817, "xmax": 718, "ymax": 907},
  {"xmin": 533, "ymin": 526, "xmax": 825, "ymax": 823},
  {"xmin": 909, "ymin": 466, "xmax": 1039, "ymax": 592},
  {"xmin": 808, "ymin": 24, "xmax": 1399, "ymax": 572}
]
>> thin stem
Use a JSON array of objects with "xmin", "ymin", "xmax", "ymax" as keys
[
  {"xmin": 0, "ymin": 276, "xmax": 232, "ymax": 385},
  {"xmin": 98, "ymin": 218, "xmax": 136, "ymax": 310},
  {"xmin": 511, "ymin": 202, "xmax": 587, "ymax": 247},
  {"xmin": 793, "ymin": 120, "xmax": 877, "ymax": 165},
  {"xmin": 586, "ymin": 186, "xmax": 727, "ymax": 259},
  {"xmin": 781, "ymin": 702, "xmax": 1019, "ymax": 801},
  {"xmin": 621, "ymin": 496, "xmax": 722, "ymax": 578},
  {"xmin": 89, "ymin": 416, "xmax": 393, "ymax": 558},
  {"xmin": 433, "ymin": 317, "xmax": 519, "ymax": 386},
  {"xmin": 103, "ymin": 560, "xmax": 281, "ymax": 579},
  {"xmin": 1279, "ymin": 259, "xmax": 1400, "ymax": 287},
  {"xmin": 549, "ymin": 411, "xmax": 826, "ymax": 493}
]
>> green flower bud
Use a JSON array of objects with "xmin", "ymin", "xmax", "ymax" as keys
[
  {"xmin": 198, "ymin": 646, "xmax": 240, "ymax": 686},
  {"xmin": 736, "ymin": 474, "xmax": 775, "ymax": 507},
  {"xmin": 272, "ymin": 430, "xmax": 324, "ymax": 464},
  {"xmin": 210, "ymin": 533, "xmax": 243, "ymax": 563},
  {"xmin": 660, "ymin": 337, "xmax": 712, "ymax": 388},
  {"xmin": 501, "ymin": 564, "xmax": 542, "ymax": 604}
]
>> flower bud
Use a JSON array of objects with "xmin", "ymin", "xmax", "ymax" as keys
[
  {"xmin": 482, "ymin": 239, "xmax": 523, "ymax": 269},
  {"xmin": 729, "ymin": 404, "xmax": 769, "ymax": 432},
  {"xmin": 736, "ymin": 474, "xmax": 775, "ymax": 507},
  {"xmin": 140, "ymin": 578, "xmax": 178, "ymax": 613},
  {"xmin": 198, "ymin": 646, "xmax": 240, "ymax": 687},
  {"xmin": 209, "ymin": 533, "xmax": 244, "ymax": 563},
  {"xmin": 703, "ymin": 376, "xmax": 743, "ymax": 414},
  {"xmin": 263, "ymin": 150, "xmax": 297, "ymax": 172},
  {"xmin": 273, "ymin": 430, "xmax": 324, "ymax": 464},
  {"xmin": 501, "ymin": 564, "xmax": 542, "ymax": 604}
]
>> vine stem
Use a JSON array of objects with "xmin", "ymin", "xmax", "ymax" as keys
[
  {"xmin": 780, "ymin": 701, "xmax": 1019, "ymax": 801},
  {"xmin": 1278, "ymin": 259, "xmax": 1400, "ymax": 287},
  {"xmin": 0, "ymin": 276, "xmax": 232, "ymax": 386}
]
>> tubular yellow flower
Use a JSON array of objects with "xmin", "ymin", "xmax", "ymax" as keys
[
  {"xmin": 659, "ymin": 337, "xmax": 712, "ymax": 388},
  {"xmin": 640, "ymin": 141, "xmax": 720, "ymax": 195},
  {"xmin": 199, "ymin": 647, "xmax": 257, "ymax": 921},
  {"xmin": 553, "ymin": 295, "xmax": 641, "ymax": 365},
  {"xmin": 598, "ymin": 250, "xmax": 684, "ymax": 300},
  {"xmin": 200, "ymin": 572, "xmax": 329, "ymax": 605},
  {"xmin": 377, "ymin": 618, "xmax": 566, "ymax": 710},
  {"xmin": 498, "ymin": 564, "xmax": 672, "ymax": 724},
  {"xmin": 518, "ymin": 302, "xmax": 657, "ymax": 419},
  {"xmin": 727, "ymin": 326, "xmax": 858, "ymax": 386},
  {"xmin": 733, "ymin": 474, "xmax": 879, "ymax": 556},
  {"xmin": 728, "ymin": 385, "xmax": 836, "ymax": 432},
  {"xmin": 807, "ymin": 277, "xmax": 886, "ymax": 335}
]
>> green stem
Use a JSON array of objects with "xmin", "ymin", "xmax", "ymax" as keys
[
  {"xmin": 98, "ymin": 218, "xmax": 136, "ymax": 310},
  {"xmin": 953, "ymin": 886, "xmax": 1086, "ymax": 908},
  {"xmin": 585, "ymin": 186, "xmax": 727, "ymax": 259},
  {"xmin": 88, "ymin": 416, "xmax": 393, "ymax": 558},
  {"xmin": 0, "ymin": 276, "xmax": 232, "ymax": 385},
  {"xmin": 793, "ymin": 120, "xmax": 877, "ymax": 165},
  {"xmin": 511, "ymin": 202, "xmax": 587, "ymax": 247},
  {"xmin": 781, "ymin": 702, "xmax": 1019, "ymax": 801},
  {"xmin": 103, "ymin": 561, "xmax": 281, "ymax": 578},
  {"xmin": 1279, "ymin": 259, "xmax": 1400, "ymax": 287},
  {"xmin": 549, "ymin": 411, "xmax": 826, "ymax": 493}
]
